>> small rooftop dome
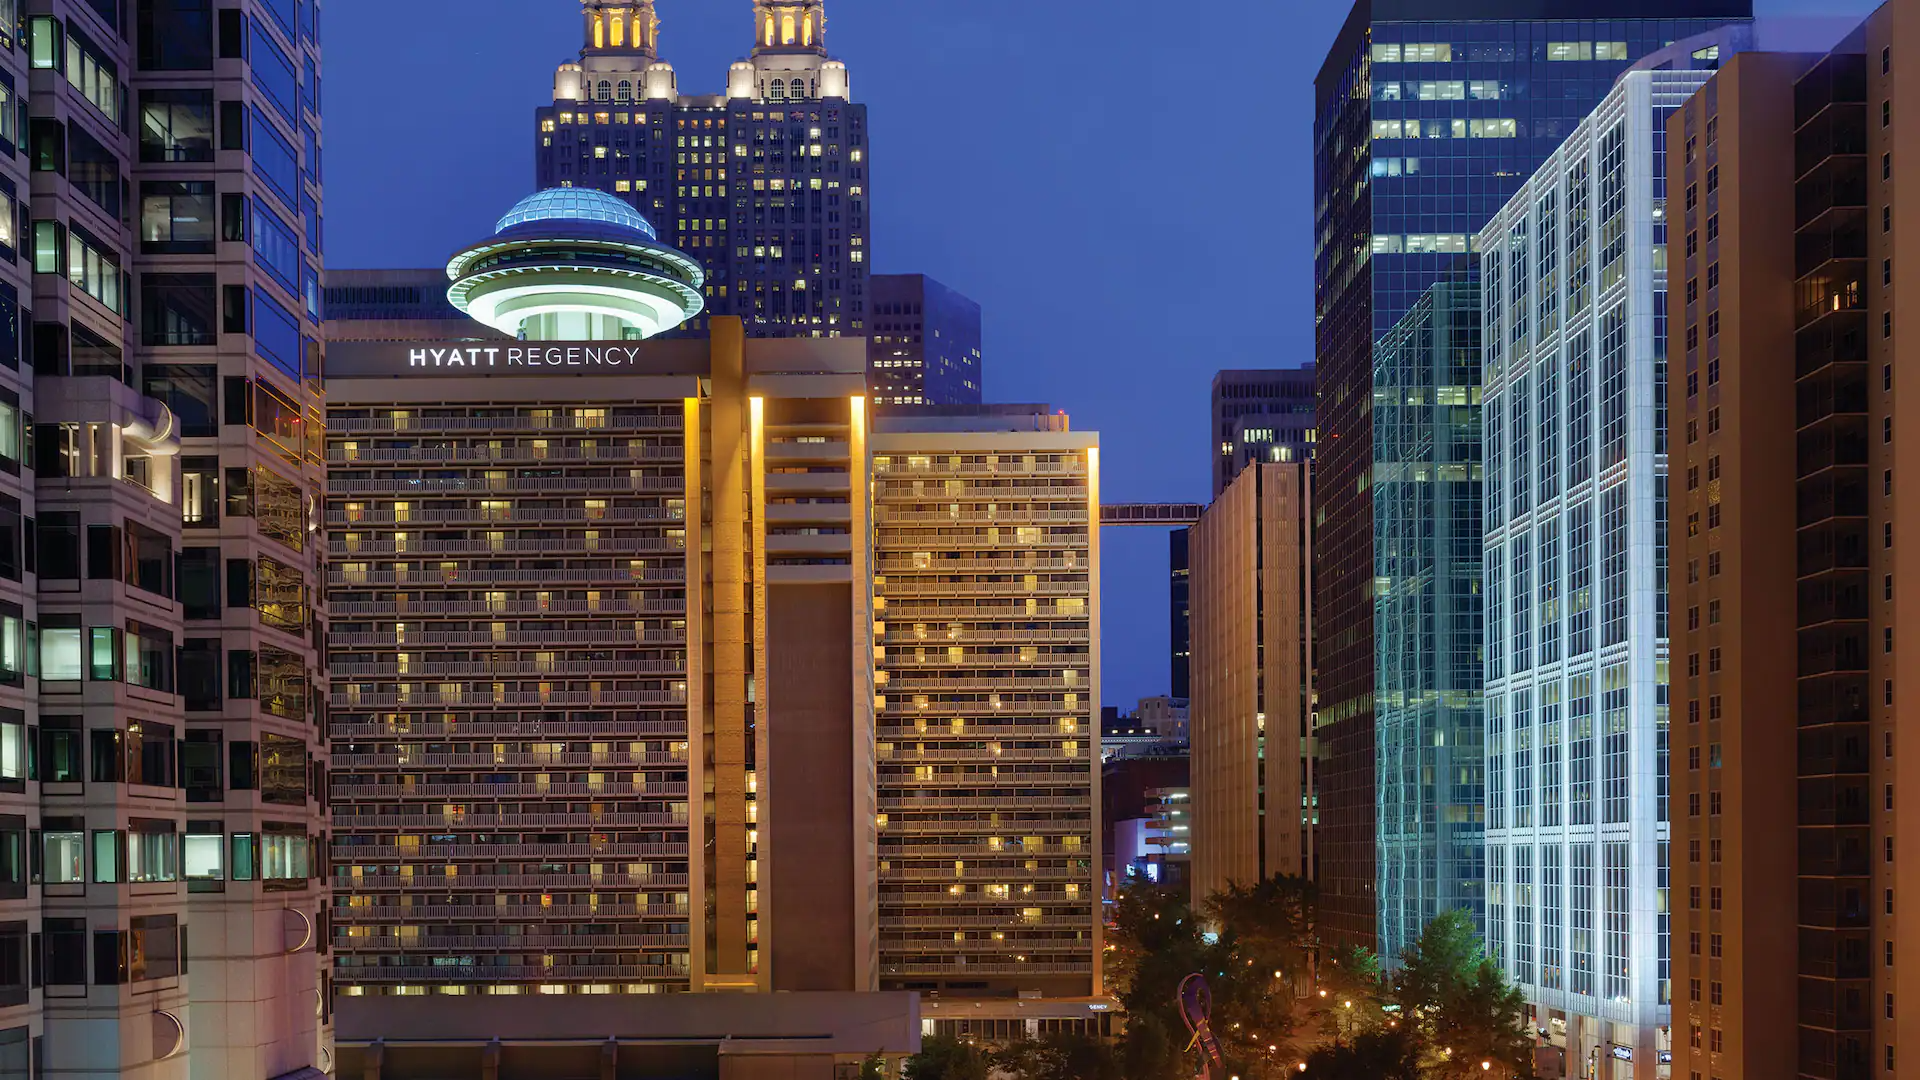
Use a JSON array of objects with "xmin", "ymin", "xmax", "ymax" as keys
[{"xmin": 493, "ymin": 188, "xmax": 658, "ymax": 242}]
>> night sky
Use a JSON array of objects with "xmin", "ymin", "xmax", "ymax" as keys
[{"xmin": 327, "ymin": 0, "xmax": 1875, "ymax": 712}]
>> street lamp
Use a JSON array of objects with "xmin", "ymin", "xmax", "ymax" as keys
[{"xmin": 1482, "ymin": 1062, "xmax": 1492, "ymax": 1072}]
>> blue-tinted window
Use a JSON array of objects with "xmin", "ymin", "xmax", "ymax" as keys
[
  {"xmin": 299, "ymin": 0, "xmax": 315, "ymax": 42},
  {"xmin": 303, "ymin": 56, "xmax": 318, "ymax": 115},
  {"xmin": 301, "ymin": 262, "xmax": 319, "ymax": 323},
  {"xmin": 301, "ymin": 120, "xmax": 319, "ymax": 184},
  {"xmin": 138, "ymin": 0, "xmax": 212, "ymax": 70},
  {"xmin": 248, "ymin": 17, "xmax": 298, "ymax": 126},
  {"xmin": 301, "ymin": 189, "xmax": 319, "ymax": 253},
  {"xmin": 261, "ymin": 0, "xmax": 296, "ymax": 40},
  {"xmin": 248, "ymin": 110, "xmax": 298, "ymax": 210},
  {"xmin": 251, "ymin": 289, "xmax": 299, "ymax": 383},
  {"xmin": 249, "ymin": 198, "xmax": 298, "ymax": 296}
]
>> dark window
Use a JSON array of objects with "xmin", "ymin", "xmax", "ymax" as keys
[
  {"xmin": 125, "ymin": 622, "xmax": 174, "ymax": 694},
  {"xmin": 0, "ymin": 817, "xmax": 22, "ymax": 902},
  {"xmin": 93, "ymin": 929, "xmax": 125, "ymax": 985},
  {"xmin": 89, "ymin": 729, "xmax": 122, "ymax": 784},
  {"xmin": 38, "ymin": 719, "xmax": 81, "ymax": 784},
  {"xmin": 178, "ymin": 549, "xmax": 219, "ymax": 620},
  {"xmin": 125, "ymin": 722, "xmax": 173, "ymax": 788},
  {"xmin": 217, "ymin": 8, "xmax": 242, "ymax": 59},
  {"xmin": 138, "ymin": 0, "xmax": 212, "ymax": 70},
  {"xmin": 143, "ymin": 365, "xmax": 217, "ymax": 435},
  {"xmin": 226, "ymin": 558, "xmax": 254, "ymax": 609},
  {"xmin": 43, "ymin": 919, "xmax": 85, "ymax": 985},
  {"xmin": 36, "ymin": 514, "xmax": 78, "ymax": 579},
  {"xmin": 70, "ymin": 321, "xmax": 125, "ymax": 382},
  {"xmin": 138, "ymin": 88, "xmax": 213, "ymax": 161},
  {"xmin": 180, "ymin": 640, "xmax": 221, "ymax": 713},
  {"xmin": 0, "ymin": 923, "xmax": 25, "ymax": 1007},
  {"xmin": 221, "ymin": 283, "xmax": 248, "ymax": 335},
  {"xmin": 218, "ymin": 99, "xmax": 245, "ymax": 151},
  {"xmin": 228, "ymin": 739, "xmax": 257, "ymax": 791},
  {"xmin": 28, "ymin": 119, "xmax": 61, "ymax": 175},
  {"xmin": 139, "ymin": 184, "xmax": 215, "ymax": 256},
  {"xmin": 124, "ymin": 523, "xmax": 172, "ymax": 599},
  {"xmin": 65, "ymin": 122, "xmax": 122, "ymax": 219},
  {"xmin": 85, "ymin": 525, "xmax": 119, "ymax": 582},
  {"xmin": 182, "ymin": 732, "xmax": 221, "ymax": 802}
]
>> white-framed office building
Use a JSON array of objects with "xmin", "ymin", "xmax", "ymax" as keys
[{"xmin": 1478, "ymin": 46, "xmax": 1734, "ymax": 1075}]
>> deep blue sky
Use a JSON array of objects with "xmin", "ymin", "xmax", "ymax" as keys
[{"xmin": 327, "ymin": 0, "xmax": 1874, "ymax": 711}]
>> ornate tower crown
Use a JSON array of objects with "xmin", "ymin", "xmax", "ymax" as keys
[
  {"xmin": 581, "ymin": 0, "xmax": 660, "ymax": 58},
  {"xmin": 752, "ymin": 0, "xmax": 826, "ymax": 56}
]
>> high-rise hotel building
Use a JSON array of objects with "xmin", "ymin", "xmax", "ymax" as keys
[
  {"xmin": 534, "ymin": 0, "xmax": 869, "ymax": 342},
  {"xmin": 325, "ymin": 190, "xmax": 1109, "ymax": 1032},
  {"xmin": 1312, "ymin": 0, "xmax": 1751, "ymax": 952},
  {"xmin": 0, "ymin": 0, "xmax": 333, "ymax": 1077},
  {"xmin": 1669, "ymin": 5, "xmax": 1920, "ymax": 1077},
  {"xmin": 1479, "ymin": 38, "xmax": 1743, "ymax": 1071}
]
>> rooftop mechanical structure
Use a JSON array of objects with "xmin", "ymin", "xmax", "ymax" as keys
[{"xmin": 447, "ymin": 188, "xmax": 706, "ymax": 340}]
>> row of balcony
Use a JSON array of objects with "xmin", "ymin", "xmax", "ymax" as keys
[
  {"xmin": 329, "ymin": 446, "xmax": 684, "ymax": 464},
  {"xmin": 332, "ymin": 661, "xmax": 685, "ymax": 679},
  {"xmin": 333, "ymin": 842, "xmax": 688, "ymax": 860},
  {"xmin": 338, "ymin": 904, "xmax": 692, "ymax": 921},
  {"xmin": 880, "ymin": 629, "xmax": 1091, "ymax": 646},
  {"xmin": 332, "ymin": 751, "xmax": 689, "ymax": 769},
  {"xmin": 331, "ymin": 416, "xmax": 681, "ymax": 433},
  {"xmin": 872, "ymin": 461, "xmax": 1086, "ymax": 478},
  {"xmin": 875, "ymin": 580, "xmax": 1090, "ymax": 599},
  {"xmin": 330, "ymin": 568, "xmax": 687, "ymax": 587},
  {"xmin": 329, "ymin": 507, "xmax": 683, "ymax": 525},
  {"xmin": 332, "ymin": 538, "xmax": 686, "ymax": 557},
  {"xmin": 331, "ymin": 720, "xmax": 688, "ymax": 739},
  {"xmin": 332, "ymin": 690, "xmax": 686, "ymax": 708},
  {"xmin": 339, "ymin": 873, "xmax": 691, "ymax": 891},
  {"xmin": 875, "ymin": 510, "xmax": 1090, "ymax": 525},
  {"xmin": 337, "ymin": 964, "xmax": 687, "ymax": 982},
  {"xmin": 875, "ymin": 484, "xmax": 1092, "ymax": 502},
  {"xmin": 334, "ymin": 782, "xmax": 689, "ymax": 799},
  {"xmin": 333, "ymin": 630, "xmax": 686, "ymax": 648},
  {"xmin": 332, "ymin": 476, "xmax": 685, "ymax": 495},
  {"xmin": 336, "ymin": 933, "xmax": 690, "ymax": 950},
  {"xmin": 335, "ymin": 813, "xmax": 690, "ymax": 831},
  {"xmin": 331, "ymin": 600, "xmax": 685, "ymax": 617}
]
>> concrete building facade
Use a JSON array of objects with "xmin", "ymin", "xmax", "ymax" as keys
[
  {"xmin": 1188, "ymin": 462, "xmax": 1313, "ymax": 907},
  {"xmin": 1669, "ymin": 8, "xmax": 1920, "ymax": 1077}
]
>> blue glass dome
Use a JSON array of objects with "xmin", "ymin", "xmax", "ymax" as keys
[{"xmin": 493, "ymin": 188, "xmax": 658, "ymax": 242}]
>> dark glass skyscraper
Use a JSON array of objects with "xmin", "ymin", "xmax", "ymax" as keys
[
  {"xmin": 1312, "ymin": 0, "xmax": 1750, "ymax": 952},
  {"xmin": 534, "ymin": 1, "xmax": 869, "ymax": 341},
  {"xmin": 869, "ymin": 273, "xmax": 982, "ymax": 409}
]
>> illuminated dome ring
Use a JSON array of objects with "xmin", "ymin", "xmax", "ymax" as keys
[{"xmin": 447, "ymin": 189, "xmax": 705, "ymax": 340}]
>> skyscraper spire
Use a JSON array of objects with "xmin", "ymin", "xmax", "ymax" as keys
[
  {"xmin": 581, "ymin": 0, "xmax": 660, "ymax": 59},
  {"xmin": 752, "ymin": 0, "xmax": 826, "ymax": 56}
]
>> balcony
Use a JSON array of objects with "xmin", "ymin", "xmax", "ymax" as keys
[
  {"xmin": 334, "ymin": 812, "xmax": 689, "ymax": 831},
  {"xmin": 876, "ymin": 484, "xmax": 1090, "ymax": 502},
  {"xmin": 878, "ymin": 819, "xmax": 1091, "ymax": 835},
  {"xmin": 877, "ymin": 795, "xmax": 1088, "ymax": 811},
  {"xmin": 879, "ymin": 866, "xmax": 1091, "ymax": 883},
  {"xmin": 329, "ymin": 568, "xmax": 687, "ymax": 589},
  {"xmin": 339, "ymin": 904, "xmax": 691, "ymax": 921},
  {"xmin": 876, "ymin": 532, "xmax": 1090, "ymax": 552},
  {"xmin": 879, "ymin": 961, "xmax": 1093, "ymax": 976},
  {"xmin": 330, "ymin": 719, "xmax": 687, "ymax": 740},
  {"xmin": 328, "ymin": 446, "xmax": 683, "ymax": 464},
  {"xmin": 332, "ymin": 476, "xmax": 685, "ymax": 496},
  {"xmin": 332, "ymin": 842, "xmax": 689, "ymax": 861},
  {"xmin": 340, "ymin": 872, "xmax": 691, "ymax": 891},
  {"xmin": 331, "ymin": 751, "xmax": 688, "ymax": 769},
  {"xmin": 327, "ymin": 507, "xmax": 683, "ymax": 526},
  {"xmin": 329, "ymin": 599, "xmax": 685, "ymax": 618},
  {"xmin": 880, "ymin": 628, "xmax": 1090, "ymax": 646},
  {"xmin": 878, "ymin": 723, "xmax": 1089, "ymax": 740},
  {"xmin": 880, "ymin": 676, "xmax": 1091, "ymax": 694},
  {"xmin": 876, "ymin": 580, "xmax": 1090, "ymax": 599},
  {"xmin": 334, "ymin": 782, "xmax": 689, "ymax": 800},
  {"xmin": 331, "ymin": 537, "xmax": 685, "ymax": 558},
  {"xmin": 330, "ymin": 415, "xmax": 680, "ymax": 434},
  {"xmin": 877, "ymin": 746, "xmax": 1088, "ymax": 763},
  {"xmin": 332, "ymin": 629, "xmax": 686, "ymax": 648},
  {"xmin": 336, "ymin": 933, "xmax": 690, "ymax": 950},
  {"xmin": 876, "ymin": 509, "xmax": 1089, "ymax": 525},
  {"xmin": 331, "ymin": 689, "xmax": 685, "ymax": 709},
  {"xmin": 338, "ymin": 963, "xmax": 686, "ymax": 982}
]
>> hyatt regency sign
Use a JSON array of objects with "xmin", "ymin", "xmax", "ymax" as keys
[
  {"xmin": 406, "ymin": 344, "xmax": 646, "ymax": 368},
  {"xmin": 327, "ymin": 340, "xmax": 699, "ymax": 379}
]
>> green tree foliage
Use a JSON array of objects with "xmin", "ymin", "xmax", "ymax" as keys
[
  {"xmin": 905, "ymin": 1035, "xmax": 987, "ymax": 1080},
  {"xmin": 1300, "ymin": 1026, "xmax": 1423, "ymax": 1080},
  {"xmin": 1390, "ymin": 910, "xmax": 1535, "ymax": 1079}
]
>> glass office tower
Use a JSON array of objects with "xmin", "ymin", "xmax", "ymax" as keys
[{"xmin": 1313, "ymin": 0, "xmax": 1750, "ymax": 954}]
